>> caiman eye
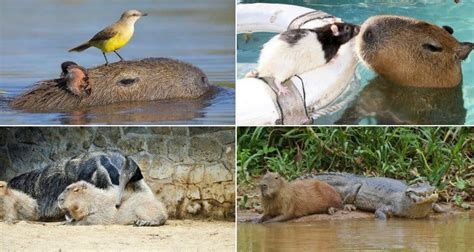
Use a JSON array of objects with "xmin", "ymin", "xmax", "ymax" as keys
[{"xmin": 423, "ymin": 43, "xmax": 443, "ymax": 52}]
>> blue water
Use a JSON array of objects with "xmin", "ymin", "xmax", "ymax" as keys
[
  {"xmin": 0, "ymin": 0, "xmax": 235, "ymax": 125},
  {"xmin": 238, "ymin": 0, "xmax": 474, "ymax": 125}
]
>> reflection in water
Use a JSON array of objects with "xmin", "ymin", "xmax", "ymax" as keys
[
  {"xmin": 336, "ymin": 76, "xmax": 466, "ymax": 125},
  {"xmin": 238, "ymin": 213, "xmax": 473, "ymax": 251}
]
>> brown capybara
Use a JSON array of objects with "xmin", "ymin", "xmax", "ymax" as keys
[
  {"xmin": 10, "ymin": 58, "xmax": 212, "ymax": 112},
  {"xmin": 57, "ymin": 181, "xmax": 168, "ymax": 226},
  {"xmin": 356, "ymin": 15, "xmax": 473, "ymax": 88},
  {"xmin": 0, "ymin": 181, "xmax": 39, "ymax": 223},
  {"xmin": 258, "ymin": 172, "xmax": 343, "ymax": 223}
]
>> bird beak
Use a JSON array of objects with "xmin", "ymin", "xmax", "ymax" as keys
[{"xmin": 141, "ymin": 13, "xmax": 148, "ymax": 16}]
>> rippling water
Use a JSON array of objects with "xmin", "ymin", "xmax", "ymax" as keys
[
  {"xmin": 238, "ymin": 0, "xmax": 474, "ymax": 125},
  {"xmin": 0, "ymin": 0, "xmax": 235, "ymax": 125}
]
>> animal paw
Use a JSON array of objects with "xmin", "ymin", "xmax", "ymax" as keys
[
  {"xmin": 134, "ymin": 219, "xmax": 152, "ymax": 226},
  {"xmin": 277, "ymin": 86, "xmax": 290, "ymax": 96},
  {"xmin": 343, "ymin": 204, "xmax": 357, "ymax": 212},
  {"xmin": 328, "ymin": 207, "xmax": 337, "ymax": 215},
  {"xmin": 245, "ymin": 70, "xmax": 259, "ymax": 78}
]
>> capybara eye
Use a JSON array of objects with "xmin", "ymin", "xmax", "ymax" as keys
[
  {"xmin": 118, "ymin": 78, "xmax": 139, "ymax": 86},
  {"xmin": 363, "ymin": 29, "xmax": 374, "ymax": 43},
  {"xmin": 423, "ymin": 43, "xmax": 443, "ymax": 52},
  {"xmin": 442, "ymin": 25, "xmax": 454, "ymax": 34}
]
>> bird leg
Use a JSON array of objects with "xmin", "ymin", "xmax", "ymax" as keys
[
  {"xmin": 102, "ymin": 52, "xmax": 109, "ymax": 65},
  {"xmin": 114, "ymin": 51, "xmax": 124, "ymax": 61}
]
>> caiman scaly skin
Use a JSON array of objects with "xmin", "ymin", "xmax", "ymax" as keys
[{"xmin": 299, "ymin": 172, "xmax": 443, "ymax": 219}]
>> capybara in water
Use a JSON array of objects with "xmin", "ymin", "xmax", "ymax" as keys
[
  {"xmin": 0, "ymin": 181, "xmax": 39, "ymax": 223},
  {"xmin": 58, "ymin": 181, "xmax": 167, "ymax": 226},
  {"xmin": 356, "ymin": 15, "xmax": 473, "ymax": 88},
  {"xmin": 258, "ymin": 172, "xmax": 343, "ymax": 223},
  {"xmin": 10, "ymin": 58, "xmax": 212, "ymax": 112},
  {"xmin": 8, "ymin": 151, "xmax": 144, "ymax": 221}
]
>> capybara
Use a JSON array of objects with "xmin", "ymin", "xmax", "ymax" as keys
[
  {"xmin": 356, "ymin": 15, "xmax": 473, "ymax": 88},
  {"xmin": 10, "ymin": 58, "xmax": 213, "ymax": 112},
  {"xmin": 258, "ymin": 172, "xmax": 343, "ymax": 223},
  {"xmin": 8, "ymin": 151, "xmax": 144, "ymax": 221},
  {"xmin": 58, "ymin": 181, "xmax": 167, "ymax": 226},
  {"xmin": 0, "ymin": 181, "xmax": 39, "ymax": 223},
  {"xmin": 248, "ymin": 23, "xmax": 359, "ymax": 95}
]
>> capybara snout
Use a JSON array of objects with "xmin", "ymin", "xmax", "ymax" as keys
[{"xmin": 356, "ymin": 15, "xmax": 473, "ymax": 88}]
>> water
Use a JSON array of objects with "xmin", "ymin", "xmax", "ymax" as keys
[
  {"xmin": 237, "ymin": 0, "xmax": 474, "ymax": 125},
  {"xmin": 238, "ymin": 213, "xmax": 473, "ymax": 251},
  {"xmin": 0, "ymin": 0, "xmax": 235, "ymax": 125}
]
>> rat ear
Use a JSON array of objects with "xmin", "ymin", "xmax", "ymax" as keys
[
  {"xmin": 331, "ymin": 24, "xmax": 340, "ymax": 36},
  {"xmin": 457, "ymin": 42, "xmax": 473, "ymax": 61},
  {"xmin": 442, "ymin": 26, "xmax": 454, "ymax": 34}
]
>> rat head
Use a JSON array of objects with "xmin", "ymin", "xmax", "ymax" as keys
[
  {"xmin": 60, "ymin": 61, "xmax": 91, "ymax": 97},
  {"xmin": 357, "ymin": 15, "xmax": 473, "ymax": 88},
  {"xmin": 405, "ymin": 182, "xmax": 438, "ymax": 205},
  {"xmin": 330, "ymin": 22, "xmax": 360, "ymax": 45},
  {"xmin": 0, "ymin": 181, "xmax": 9, "ymax": 196},
  {"xmin": 258, "ymin": 171, "xmax": 287, "ymax": 199}
]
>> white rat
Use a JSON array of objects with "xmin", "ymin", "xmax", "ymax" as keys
[{"xmin": 247, "ymin": 22, "xmax": 360, "ymax": 95}]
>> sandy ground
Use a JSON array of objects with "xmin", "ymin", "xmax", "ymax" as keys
[{"xmin": 0, "ymin": 220, "xmax": 235, "ymax": 251}]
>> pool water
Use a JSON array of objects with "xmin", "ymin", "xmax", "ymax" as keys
[
  {"xmin": 237, "ymin": 0, "xmax": 474, "ymax": 125},
  {"xmin": 0, "ymin": 0, "xmax": 235, "ymax": 125}
]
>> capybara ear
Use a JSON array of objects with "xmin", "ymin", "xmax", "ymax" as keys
[
  {"xmin": 331, "ymin": 24, "xmax": 340, "ymax": 36},
  {"xmin": 442, "ymin": 26, "xmax": 454, "ymax": 34},
  {"xmin": 65, "ymin": 66, "xmax": 91, "ymax": 97},
  {"xmin": 457, "ymin": 42, "xmax": 474, "ymax": 61},
  {"xmin": 60, "ymin": 61, "xmax": 78, "ymax": 77},
  {"xmin": 73, "ymin": 186, "xmax": 81, "ymax": 193}
]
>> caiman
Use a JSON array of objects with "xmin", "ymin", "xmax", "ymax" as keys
[{"xmin": 300, "ymin": 172, "xmax": 444, "ymax": 219}]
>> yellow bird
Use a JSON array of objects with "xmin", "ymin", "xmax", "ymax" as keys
[{"xmin": 69, "ymin": 9, "xmax": 147, "ymax": 65}]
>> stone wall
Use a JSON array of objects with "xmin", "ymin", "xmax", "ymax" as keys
[{"xmin": 0, "ymin": 127, "xmax": 235, "ymax": 220}]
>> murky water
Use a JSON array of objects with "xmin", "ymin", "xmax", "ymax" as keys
[
  {"xmin": 238, "ymin": 0, "xmax": 474, "ymax": 125},
  {"xmin": 0, "ymin": 0, "xmax": 235, "ymax": 125},
  {"xmin": 238, "ymin": 213, "xmax": 473, "ymax": 251}
]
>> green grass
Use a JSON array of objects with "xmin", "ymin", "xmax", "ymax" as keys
[{"xmin": 237, "ymin": 127, "xmax": 473, "ymax": 208}]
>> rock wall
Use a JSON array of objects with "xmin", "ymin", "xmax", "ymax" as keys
[{"xmin": 0, "ymin": 127, "xmax": 235, "ymax": 220}]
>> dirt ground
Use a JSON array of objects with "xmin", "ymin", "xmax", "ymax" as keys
[{"xmin": 0, "ymin": 220, "xmax": 235, "ymax": 251}]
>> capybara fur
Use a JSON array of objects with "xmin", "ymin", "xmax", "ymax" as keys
[
  {"xmin": 336, "ymin": 75, "xmax": 466, "ymax": 125},
  {"xmin": 0, "ymin": 181, "xmax": 39, "ymax": 223},
  {"xmin": 258, "ymin": 172, "xmax": 343, "ymax": 223},
  {"xmin": 10, "ymin": 58, "xmax": 213, "ymax": 112},
  {"xmin": 8, "ymin": 151, "xmax": 144, "ymax": 221},
  {"xmin": 357, "ymin": 15, "xmax": 473, "ymax": 88},
  {"xmin": 58, "ymin": 181, "xmax": 167, "ymax": 226}
]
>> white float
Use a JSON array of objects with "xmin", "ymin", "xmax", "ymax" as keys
[{"xmin": 236, "ymin": 3, "xmax": 358, "ymax": 125}]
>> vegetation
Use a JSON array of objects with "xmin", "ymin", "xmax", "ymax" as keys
[{"xmin": 237, "ymin": 127, "xmax": 473, "ymax": 208}]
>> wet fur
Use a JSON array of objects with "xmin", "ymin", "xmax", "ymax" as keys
[
  {"xmin": 357, "ymin": 15, "xmax": 473, "ymax": 88},
  {"xmin": 259, "ymin": 172, "xmax": 342, "ymax": 223},
  {"xmin": 58, "ymin": 181, "xmax": 167, "ymax": 226},
  {"xmin": 7, "ymin": 151, "xmax": 143, "ymax": 221},
  {"xmin": 0, "ymin": 181, "xmax": 39, "ymax": 222},
  {"xmin": 11, "ymin": 58, "xmax": 212, "ymax": 112}
]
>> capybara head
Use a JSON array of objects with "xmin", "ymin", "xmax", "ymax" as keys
[
  {"xmin": 57, "ymin": 181, "xmax": 91, "ymax": 220},
  {"xmin": 356, "ymin": 15, "xmax": 473, "ymax": 88},
  {"xmin": 0, "ymin": 181, "xmax": 8, "ymax": 196},
  {"xmin": 329, "ymin": 22, "xmax": 360, "ymax": 45},
  {"xmin": 258, "ymin": 172, "xmax": 287, "ymax": 199},
  {"xmin": 11, "ymin": 58, "xmax": 212, "ymax": 112}
]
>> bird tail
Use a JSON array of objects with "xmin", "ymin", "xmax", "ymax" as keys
[{"xmin": 68, "ymin": 42, "xmax": 91, "ymax": 52}]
